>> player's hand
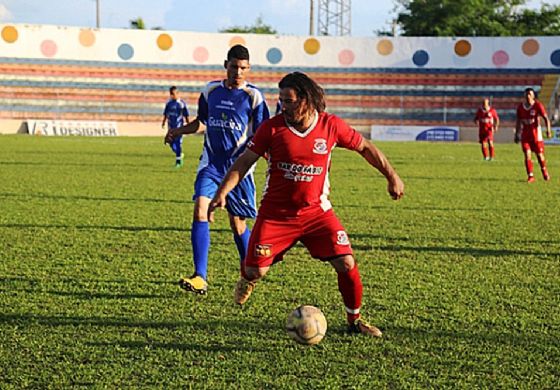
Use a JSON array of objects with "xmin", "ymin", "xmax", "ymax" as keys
[
  {"xmin": 546, "ymin": 129, "xmax": 552, "ymax": 139},
  {"xmin": 165, "ymin": 129, "xmax": 176, "ymax": 144},
  {"xmin": 207, "ymin": 195, "xmax": 227, "ymax": 223},
  {"xmin": 387, "ymin": 174, "xmax": 404, "ymax": 200},
  {"xmin": 514, "ymin": 132, "xmax": 521, "ymax": 144}
]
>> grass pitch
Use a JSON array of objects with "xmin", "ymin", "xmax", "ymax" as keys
[{"xmin": 0, "ymin": 135, "xmax": 559, "ymax": 388}]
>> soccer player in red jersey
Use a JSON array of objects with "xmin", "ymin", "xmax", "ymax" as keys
[
  {"xmin": 208, "ymin": 72, "xmax": 404, "ymax": 338},
  {"xmin": 474, "ymin": 98, "xmax": 499, "ymax": 160},
  {"xmin": 515, "ymin": 88, "xmax": 552, "ymax": 182}
]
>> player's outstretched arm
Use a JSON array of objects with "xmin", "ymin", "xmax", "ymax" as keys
[
  {"xmin": 356, "ymin": 139, "xmax": 404, "ymax": 200},
  {"xmin": 164, "ymin": 118, "xmax": 205, "ymax": 144},
  {"xmin": 207, "ymin": 149, "xmax": 261, "ymax": 222}
]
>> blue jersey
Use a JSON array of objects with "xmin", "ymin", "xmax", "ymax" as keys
[
  {"xmin": 164, "ymin": 98, "xmax": 189, "ymax": 130},
  {"xmin": 197, "ymin": 80, "xmax": 269, "ymax": 176}
]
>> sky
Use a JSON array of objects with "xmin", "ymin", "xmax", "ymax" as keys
[{"xmin": 0, "ymin": 0, "xmax": 558, "ymax": 37}]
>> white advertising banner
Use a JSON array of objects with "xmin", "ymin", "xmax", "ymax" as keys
[
  {"xmin": 26, "ymin": 120, "xmax": 119, "ymax": 136},
  {"xmin": 544, "ymin": 127, "xmax": 560, "ymax": 145},
  {"xmin": 371, "ymin": 125, "xmax": 459, "ymax": 142}
]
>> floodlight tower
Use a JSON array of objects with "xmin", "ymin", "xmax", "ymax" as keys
[{"xmin": 317, "ymin": 0, "xmax": 351, "ymax": 36}]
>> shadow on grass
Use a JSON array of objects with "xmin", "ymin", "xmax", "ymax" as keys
[
  {"xmin": 0, "ymin": 191, "xmax": 187, "ymax": 205},
  {"xmin": 86, "ymin": 339, "xmax": 267, "ymax": 353},
  {"xmin": 0, "ymin": 222, "xmax": 232, "ymax": 234},
  {"xmin": 353, "ymin": 243, "xmax": 555, "ymax": 258}
]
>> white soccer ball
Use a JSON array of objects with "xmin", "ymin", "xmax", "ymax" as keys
[{"xmin": 286, "ymin": 305, "xmax": 327, "ymax": 345}]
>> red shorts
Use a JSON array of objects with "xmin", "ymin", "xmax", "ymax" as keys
[
  {"xmin": 521, "ymin": 140, "xmax": 544, "ymax": 154},
  {"xmin": 245, "ymin": 208, "xmax": 353, "ymax": 268},
  {"xmin": 478, "ymin": 130, "xmax": 494, "ymax": 143}
]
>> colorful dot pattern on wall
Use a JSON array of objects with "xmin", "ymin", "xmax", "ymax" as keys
[
  {"xmin": 1, "ymin": 25, "xmax": 18, "ymax": 43},
  {"xmin": 118, "ymin": 43, "xmax": 134, "ymax": 60},
  {"xmin": 2, "ymin": 25, "xmax": 560, "ymax": 68},
  {"xmin": 304, "ymin": 38, "xmax": 320, "ymax": 55},
  {"xmin": 193, "ymin": 46, "xmax": 209, "ymax": 63},
  {"xmin": 229, "ymin": 36, "xmax": 246, "ymax": 47},
  {"xmin": 40, "ymin": 40, "xmax": 57, "ymax": 58},
  {"xmin": 454, "ymin": 40, "xmax": 471, "ymax": 57},
  {"xmin": 376, "ymin": 39, "xmax": 393, "ymax": 56},
  {"xmin": 157, "ymin": 33, "xmax": 173, "ymax": 51},
  {"xmin": 79, "ymin": 29, "xmax": 95, "ymax": 47},
  {"xmin": 266, "ymin": 48, "xmax": 282, "ymax": 64}
]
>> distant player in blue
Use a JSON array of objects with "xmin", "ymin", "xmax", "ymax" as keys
[
  {"xmin": 162, "ymin": 86, "xmax": 189, "ymax": 168},
  {"xmin": 165, "ymin": 45, "xmax": 270, "ymax": 294}
]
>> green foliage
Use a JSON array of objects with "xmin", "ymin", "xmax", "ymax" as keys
[
  {"xmin": 129, "ymin": 17, "xmax": 146, "ymax": 30},
  {"xmin": 0, "ymin": 135, "xmax": 559, "ymax": 387},
  {"xmin": 220, "ymin": 16, "xmax": 277, "ymax": 34},
  {"xmin": 393, "ymin": 0, "xmax": 560, "ymax": 36}
]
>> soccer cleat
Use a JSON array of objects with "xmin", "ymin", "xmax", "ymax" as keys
[
  {"xmin": 175, "ymin": 160, "xmax": 184, "ymax": 169},
  {"xmin": 178, "ymin": 275, "xmax": 207, "ymax": 294},
  {"xmin": 543, "ymin": 172, "xmax": 551, "ymax": 181},
  {"xmin": 234, "ymin": 277, "xmax": 255, "ymax": 305},
  {"xmin": 348, "ymin": 318, "xmax": 383, "ymax": 338},
  {"xmin": 527, "ymin": 176, "xmax": 535, "ymax": 183}
]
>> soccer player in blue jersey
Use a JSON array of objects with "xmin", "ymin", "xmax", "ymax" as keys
[
  {"xmin": 162, "ymin": 86, "xmax": 190, "ymax": 168},
  {"xmin": 165, "ymin": 45, "xmax": 270, "ymax": 294}
]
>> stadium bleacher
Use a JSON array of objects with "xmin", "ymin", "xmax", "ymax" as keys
[{"xmin": 0, "ymin": 57, "xmax": 553, "ymax": 129}]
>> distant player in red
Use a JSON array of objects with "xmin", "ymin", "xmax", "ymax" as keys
[
  {"xmin": 208, "ymin": 72, "xmax": 404, "ymax": 338},
  {"xmin": 515, "ymin": 88, "xmax": 552, "ymax": 182},
  {"xmin": 474, "ymin": 98, "xmax": 499, "ymax": 160}
]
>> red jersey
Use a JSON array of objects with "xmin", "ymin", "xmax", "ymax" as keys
[
  {"xmin": 248, "ymin": 112, "xmax": 363, "ymax": 218},
  {"xmin": 517, "ymin": 101, "xmax": 547, "ymax": 142},
  {"xmin": 475, "ymin": 107, "xmax": 498, "ymax": 132}
]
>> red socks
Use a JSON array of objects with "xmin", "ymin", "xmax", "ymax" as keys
[{"xmin": 337, "ymin": 263, "xmax": 363, "ymax": 324}]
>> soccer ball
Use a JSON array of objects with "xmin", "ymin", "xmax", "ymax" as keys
[{"xmin": 286, "ymin": 305, "xmax": 327, "ymax": 345}]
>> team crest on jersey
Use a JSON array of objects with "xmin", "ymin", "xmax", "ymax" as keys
[
  {"xmin": 255, "ymin": 244, "xmax": 272, "ymax": 257},
  {"xmin": 336, "ymin": 231, "xmax": 350, "ymax": 245},
  {"xmin": 313, "ymin": 138, "xmax": 328, "ymax": 154}
]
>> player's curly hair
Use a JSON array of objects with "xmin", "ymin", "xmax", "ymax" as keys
[
  {"xmin": 227, "ymin": 44, "xmax": 250, "ymax": 61},
  {"xmin": 279, "ymin": 72, "xmax": 326, "ymax": 113}
]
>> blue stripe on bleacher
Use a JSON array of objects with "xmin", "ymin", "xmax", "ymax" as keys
[
  {"xmin": 0, "ymin": 79, "xmax": 537, "ymax": 98},
  {"xmin": 1, "ymin": 57, "xmax": 559, "ymax": 74}
]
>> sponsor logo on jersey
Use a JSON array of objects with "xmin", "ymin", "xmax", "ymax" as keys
[
  {"xmin": 208, "ymin": 115, "xmax": 243, "ymax": 131},
  {"xmin": 336, "ymin": 231, "xmax": 350, "ymax": 245},
  {"xmin": 255, "ymin": 244, "xmax": 272, "ymax": 257},
  {"xmin": 313, "ymin": 138, "xmax": 328, "ymax": 154},
  {"xmin": 277, "ymin": 161, "xmax": 324, "ymax": 182}
]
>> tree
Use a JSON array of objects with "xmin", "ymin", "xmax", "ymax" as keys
[
  {"xmin": 390, "ymin": 0, "xmax": 560, "ymax": 36},
  {"xmin": 129, "ymin": 17, "xmax": 146, "ymax": 30},
  {"xmin": 220, "ymin": 16, "xmax": 277, "ymax": 34},
  {"xmin": 129, "ymin": 17, "xmax": 163, "ymax": 30}
]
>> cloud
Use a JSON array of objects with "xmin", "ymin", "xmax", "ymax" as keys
[{"xmin": 0, "ymin": 4, "xmax": 14, "ymax": 21}]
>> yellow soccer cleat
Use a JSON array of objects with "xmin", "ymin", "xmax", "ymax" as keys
[{"xmin": 178, "ymin": 275, "xmax": 208, "ymax": 295}]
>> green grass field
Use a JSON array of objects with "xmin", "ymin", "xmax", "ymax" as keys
[{"xmin": 1, "ymin": 135, "xmax": 559, "ymax": 388}]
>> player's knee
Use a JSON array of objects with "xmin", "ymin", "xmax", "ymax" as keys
[
  {"xmin": 229, "ymin": 216, "xmax": 247, "ymax": 235},
  {"xmin": 330, "ymin": 255, "xmax": 355, "ymax": 273},
  {"xmin": 245, "ymin": 266, "xmax": 267, "ymax": 280}
]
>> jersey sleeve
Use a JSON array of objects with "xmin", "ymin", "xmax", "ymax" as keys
[
  {"xmin": 333, "ymin": 115, "xmax": 363, "ymax": 151},
  {"xmin": 492, "ymin": 109, "xmax": 499, "ymax": 121},
  {"xmin": 247, "ymin": 121, "xmax": 272, "ymax": 157},
  {"xmin": 536, "ymin": 101, "xmax": 547, "ymax": 117},
  {"xmin": 196, "ymin": 93, "xmax": 208, "ymax": 124},
  {"xmin": 181, "ymin": 100, "xmax": 189, "ymax": 117},
  {"xmin": 251, "ymin": 91, "xmax": 270, "ymax": 134},
  {"xmin": 163, "ymin": 101, "xmax": 170, "ymax": 116}
]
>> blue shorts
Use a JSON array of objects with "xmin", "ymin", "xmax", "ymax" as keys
[{"xmin": 193, "ymin": 168, "xmax": 257, "ymax": 219}]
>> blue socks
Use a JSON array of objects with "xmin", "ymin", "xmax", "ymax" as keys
[
  {"xmin": 233, "ymin": 227, "xmax": 251, "ymax": 263},
  {"xmin": 191, "ymin": 221, "xmax": 210, "ymax": 280}
]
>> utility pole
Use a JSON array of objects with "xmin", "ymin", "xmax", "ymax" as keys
[
  {"xmin": 96, "ymin": 0, "xmax": 100, "ymax": 28},
  {"xmin": 309, "ymin": 0, "xmax": 315, "ymax": 36}
]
